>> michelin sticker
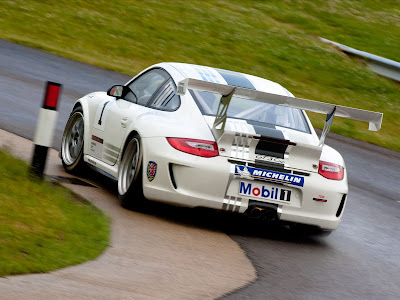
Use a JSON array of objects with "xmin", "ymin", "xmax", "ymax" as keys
[
  {"xmin": 235, "ymin": 165, "xmax": 304, "ymax": 187},
  {"xmin": 147, "ymin": 161, "xmax": 157, "ymax": 182}
]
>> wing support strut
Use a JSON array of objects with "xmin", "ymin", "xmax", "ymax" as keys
[
  {"xmin": 212, "ymin": 87, "xmax": 236, "ymax": 139},
  {"xmin": 319, "ymin": 106, "xmax": 336, "ymax": 146}
]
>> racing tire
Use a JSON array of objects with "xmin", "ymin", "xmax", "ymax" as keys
[
  {"xmin": 118, "ymin": 134, "xmax": 147, "ymax": 210},
  {"xmin": 61, "ymin": 107, "xmax": 86, "ymax": 174}
]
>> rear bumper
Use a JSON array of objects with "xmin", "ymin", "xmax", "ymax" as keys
[{"xmin": 141, "ymin": 137, "xmax": 348, "ymax": 231}]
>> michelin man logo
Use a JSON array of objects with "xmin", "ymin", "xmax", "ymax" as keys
[{"xmin": 236, "ymin": 166, "xmax": 252, "ymax": 179}]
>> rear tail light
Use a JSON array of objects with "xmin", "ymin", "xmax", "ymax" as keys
[
  {"xmin": 167, "ymin": 138, "xmax": 219, "ymax": 158},
  {"xmin": 318, "ymin": 161, "xmax": 344, "ymax": 180}
]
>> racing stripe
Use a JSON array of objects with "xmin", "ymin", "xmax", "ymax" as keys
[
  {"xmin": 245, "ymin": 121, "xmax": 288, "ymax": 160},
  {"xmin": 255, "ymin": 136, "xmax": 289, "ymax": 159},
  {"xmin": 195, "ymin": 68, "xmax": 209, "ymax": 81},
  {"xmin": 202, "ymin": 68, "xmax": 218, "ymax": 83},
  {"xmin": 215, "ymin": 68, "xmax": 256, "ymax": 90},
  {"xmin": 194, "ymin": 67, "xmax": 224, "ymax": 83},
  {"xmin": 247, "ymin": 121, "xmax": 284, "ymax": 140}
]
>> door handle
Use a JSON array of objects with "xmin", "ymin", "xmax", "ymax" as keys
[{"xmin": 121, "ymin": 118, "xmax": 128, "ymax": 128}]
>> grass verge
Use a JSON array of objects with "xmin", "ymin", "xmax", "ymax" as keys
[
  {"xmin": 0, "ymin": 148, "xmax": 109, "ymax": 277},
  {"xmin": 0, "ymin": 0, "xmax": 399, "ymax": 151}
]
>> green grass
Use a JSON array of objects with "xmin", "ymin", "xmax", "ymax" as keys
[
  {"xmin": 0, "ymin": 149, "xmax": 109, "ymax": 277},
  {"xmin": 1, "ymin": 0, "xmax": 399, "ymax": 150}
]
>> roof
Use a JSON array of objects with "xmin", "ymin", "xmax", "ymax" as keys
[{"xmin": 163, "ymin": 62, "xmax": 290, "ymax": 96}]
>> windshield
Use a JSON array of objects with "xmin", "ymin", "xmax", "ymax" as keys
[{"xmin": 190, "ymin": 90, "xmax": 310, "ymax": 133}]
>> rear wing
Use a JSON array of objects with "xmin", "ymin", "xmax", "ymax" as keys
[{"xmin": 177, "ymin": 78, "xmax": 383, "ymax": 145}]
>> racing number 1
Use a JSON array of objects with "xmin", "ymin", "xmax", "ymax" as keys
[
  {"xmin": 98, "ymin": 101, "xmax": 110, "ymax": 125},
  {"xmin": 280, "ymin": 189, "xmax": 291, "ymax": 202},
  {"xmin": 93, "ymin": 99, "xmax": 114, "ymax": 132}
]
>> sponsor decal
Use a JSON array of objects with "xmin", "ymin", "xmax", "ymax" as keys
[
  {"xmin": 87, "ymin": 158, "xmax": 96, "ymax": 166},
  {"xmin": 313, "ymin": 198, "xmax": 327, "ymax": 202},
  {"xmin": 236, "ymin": 166, "xmax": 252, "ymax": 179},
  {"xmin": 92, "ymin": 135, "xmax": 103, "ymax": 144},
  {"xmin": 235, "ymin": 165, "xmax": 304, "ymax": 187},
  {"xmin": 314, "ymin": 195, "xmax": 327, "ymax": 202},
  {"xmin": 239, "ymin": 181, "xmax": 291, "ymax": 202},
  {"xmin": 147, "ymin": 161, "xmax": 157, "ymax": 182},
  {"xmin": 90, "ymin": 135, "xmax": 103, "ymax": 157}
]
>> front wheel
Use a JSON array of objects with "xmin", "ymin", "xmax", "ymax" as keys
[
  {"xmin": 61, "ymin": 107, "xmax": 85, "ymax": 174},
  {"xmin": 118, "ymin": 134, "xmax": 146, "ymax": 210}
]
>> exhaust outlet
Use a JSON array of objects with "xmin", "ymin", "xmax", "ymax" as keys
[
  {"xmin": 246, "ymin": 206, "xmax": 277, "ymax": 221},
  {"xmin": 249, "ymin": 207, "xmax": 263, "ymax": 218}
]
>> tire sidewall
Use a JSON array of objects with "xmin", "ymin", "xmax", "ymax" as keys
[
  {"xmin": 118, "ymin": 134, "xmax": 146, "ymax": 209},
  {"xmin": 61, "ymin": 107, "xmax": 85, "ymax": 173}
]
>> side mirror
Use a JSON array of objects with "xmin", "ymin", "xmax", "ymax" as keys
[{"xmin": 107, "ymin": 85, "xmax": 130, "ymax": 99}]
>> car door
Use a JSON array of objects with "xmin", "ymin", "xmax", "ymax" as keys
[{"xmin": 92, "ymin": 68, "xmax": 172, "ymax": 165}]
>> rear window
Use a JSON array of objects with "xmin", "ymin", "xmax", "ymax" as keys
[{"xmin": 190, "ymin": 90, "xmax": 310, "ymax": 133}]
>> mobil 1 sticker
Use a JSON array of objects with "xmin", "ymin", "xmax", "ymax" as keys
[{"xmin": 239, "ymin": 181, "xmax": 292, "ymax": 202}]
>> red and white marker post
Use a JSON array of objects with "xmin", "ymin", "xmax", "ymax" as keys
[{"xmin": 30, "ymin": 81, "xmax": 62, "ymax": 179}]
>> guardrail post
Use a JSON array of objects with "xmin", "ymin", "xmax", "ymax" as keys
[{"xmin": 29, "ymin": 81, "xmax": 62, "ymax": 180}]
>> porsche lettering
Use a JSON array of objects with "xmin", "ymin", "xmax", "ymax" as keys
[{"xmin": 255, "ymin": 155, "xmax": 285, "ymax": 164}]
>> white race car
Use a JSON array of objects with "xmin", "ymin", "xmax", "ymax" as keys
[{"xmin": 61, "ymin": 63, "xmax": 382, "ymax": 234}]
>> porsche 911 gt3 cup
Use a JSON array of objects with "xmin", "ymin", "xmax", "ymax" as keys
[{"xmin": 61, "ymin": 63, "xmax": 382, "ymax": 234}]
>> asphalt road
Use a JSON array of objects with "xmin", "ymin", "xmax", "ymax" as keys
[
  {"xmin": 0, "ymin": 39, "xmax": 130, "ymax": 150},
  {"xmin": 1, "ymin": 39, "xmax": 400, "ymax": 299}
]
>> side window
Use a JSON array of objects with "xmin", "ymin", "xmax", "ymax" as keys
[
  {"xmin": 127, "ymin": 68, "xmax": 181, "ymax": 111},
  {"xmin": 148, "ymin": 79, "xmax": 180, "ymax": 111},
  {"xmin": 127, "ymin": 69, "xmax": 169, "ymax": 106}
]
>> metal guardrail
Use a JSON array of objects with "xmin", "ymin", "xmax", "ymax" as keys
[{"xmin": 319, "ymin": 37, "xmax": 400, "ymax": 82}]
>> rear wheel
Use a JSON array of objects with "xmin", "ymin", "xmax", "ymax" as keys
[
  {"xmin": 61, "ymin": 107, "xmax": 85, "ymax": 174},
  {"xmin": 118, "ymin": 134, "xmax": 146, "ymax": 210}
]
